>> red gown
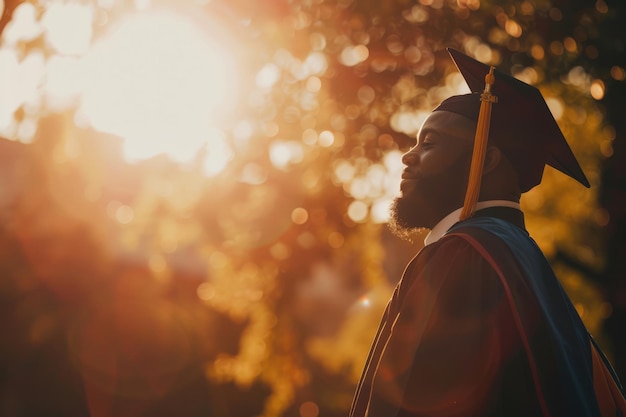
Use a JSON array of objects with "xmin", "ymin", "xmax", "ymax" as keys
[{"xmin": 350, "ymin": 207, "xmax": 625, "ymax": 417}]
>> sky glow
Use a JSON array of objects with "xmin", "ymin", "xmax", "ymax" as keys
[{"xmin": 79, "ymin": 9, "xmax": 238, "ymax": 166}]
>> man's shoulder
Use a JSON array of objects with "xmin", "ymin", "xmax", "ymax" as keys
[
  {"xmin": 441, "ymin": 216, "xmax": 551, "ymax": 287},
  {"xmin": 446, "ymin": 215, "xmax": 534, "ymax": 250},
  {"xmin": 416, "ymin": 218, "xmax": 515, "ymax": 257},
  {"xmin": 423, "ymin": 216, "xmax": 541, "ymax": 275},
  {"xmin": 414, "ymin": 222, "xmax": 514, "ymax": 268}
]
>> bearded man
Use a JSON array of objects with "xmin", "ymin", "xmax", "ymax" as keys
[{"xmin": 349, "ymin": 49, "xmax": 626, "ymax": 417}]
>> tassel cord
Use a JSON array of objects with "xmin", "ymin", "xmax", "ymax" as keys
[{"xmin": 459, "ymin": 67, "xmax": 497, "ymax": 220}]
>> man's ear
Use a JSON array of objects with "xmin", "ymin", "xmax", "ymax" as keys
[{"xmin": 483, "ymin": 146, "xmax": 502, "ymax": 175}]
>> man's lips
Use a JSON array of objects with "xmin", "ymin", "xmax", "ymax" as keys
[
  {"xmin": 400, "ymin": 169, "xmax": 420, "ymax": 193},
  {"xmin": 401, "ymin": 168, "xmax": 419, "ymax": 180},
  {"xmin": 400, "ymin": 178, "xmax": 418, "ymax": 193}
]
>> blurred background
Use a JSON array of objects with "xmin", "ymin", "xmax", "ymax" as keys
[{"xmin": 0, "ymin": 0, "xmax": 624, "ymax": 416}]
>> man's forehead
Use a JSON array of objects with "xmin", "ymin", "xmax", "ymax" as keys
[{"xmin": 416, "ymin": 110, "xmax": 476, "ymax": 142}]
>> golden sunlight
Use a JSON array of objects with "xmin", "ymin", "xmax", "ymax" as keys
[{"xmin": 79, "ymin": 9, "xmax": 238, "ymax": 167}]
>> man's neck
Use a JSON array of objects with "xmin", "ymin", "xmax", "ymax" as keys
[{"xmin": 424, "ymin": 200, "xmax": 521, "ymax": 246}]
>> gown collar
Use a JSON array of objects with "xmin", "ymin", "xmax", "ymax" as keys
[{"xmin": 424, "ymin": 200, "xmax": 521, "ymax": 246}]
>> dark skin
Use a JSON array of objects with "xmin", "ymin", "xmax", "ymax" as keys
[
  {"xmin": 390, "ymin": 110, "xmax": 521, "ymax": 233},
  {"xmin": 374, "ymin": 112, "xmax": 538, "ymax": 416}
]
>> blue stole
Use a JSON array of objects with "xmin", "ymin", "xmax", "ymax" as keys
[{"xmin": 448, "ymin": 217, "xmax": 624, "ymax": 417}]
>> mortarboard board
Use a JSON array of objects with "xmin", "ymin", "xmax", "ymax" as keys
[{"xmin": 433, "ymin": 48, "xmax": 590, "ymax": 219}]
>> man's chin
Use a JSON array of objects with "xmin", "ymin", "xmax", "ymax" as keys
[
  {"xmin": 388, "ymin": 197, "xmax": 427, "ymax": 242},
  {"xmin": 388, "ymin": 219, "xmax": 427, "ymax": 242}
]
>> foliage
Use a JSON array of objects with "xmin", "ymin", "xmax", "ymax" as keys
[{"xmin": 0, "ymin": 0, "xmax": 622, "ymax": 416}]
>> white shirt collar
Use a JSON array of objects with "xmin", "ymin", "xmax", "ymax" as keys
[{"xmin": 423, "ymin": 200, "xmax": 521, "ymax": 246}]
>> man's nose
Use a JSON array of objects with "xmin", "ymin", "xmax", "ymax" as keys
[{"xmin": 402, "ymin": 149, "xmax": 418, "ymax": 166}]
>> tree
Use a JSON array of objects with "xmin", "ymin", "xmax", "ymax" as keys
[{"xmin": 0, "ymin": 0, "xmax": 623, "ymax": 416}]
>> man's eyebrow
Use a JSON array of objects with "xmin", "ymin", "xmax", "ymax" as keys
[{"xmin": 417, "ymin": 128, "xmax": 439, "ymax": 142}]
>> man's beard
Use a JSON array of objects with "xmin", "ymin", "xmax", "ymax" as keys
[
  {"xmin": 388, "ymin": 165, "xmax": 469, "ymax": 241},
  {"xmin": 388, "ymin": 194, "xmax": 428, "ymax": 242},
  {"xmin": 387, "ymin": 147, "xmax": 472, "ymax": 241}
]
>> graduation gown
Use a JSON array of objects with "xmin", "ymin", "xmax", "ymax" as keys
[{"xmin": 350, "ymin": 207, "xmax": 626, "ymax": 417}]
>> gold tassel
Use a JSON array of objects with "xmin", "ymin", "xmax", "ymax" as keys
[{"xmin": 459, "ymin": 66, "xmax": 498, "ymax": 221}]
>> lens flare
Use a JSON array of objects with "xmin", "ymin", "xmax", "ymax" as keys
[{"xmin": 79, "ymin": 9, "xmax": 238, "ymax": 169}]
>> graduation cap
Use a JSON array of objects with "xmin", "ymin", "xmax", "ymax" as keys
[{"xmin": 434, "ymin": 48, "xmax": 590, "ymax": 220}]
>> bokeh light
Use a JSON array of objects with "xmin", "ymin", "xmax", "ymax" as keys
[
  {"xmin": 299, "ymin": 401, "xmax": 319, "ymax": 417},
  {"xmin": 0, "ymin": 0, "xmax": 619, "ymax": 416},
  {"xmin": 80, "ymin": 9, "xmax": 238, "ymax": 165},
  {"xmin": 42, "ymin": 2, "xmax": 93, "ymax": 55}
]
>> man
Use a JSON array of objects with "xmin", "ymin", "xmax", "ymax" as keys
[{"xmin": 350, "ymin": 49, "xmax": 626, "ymax": 417}]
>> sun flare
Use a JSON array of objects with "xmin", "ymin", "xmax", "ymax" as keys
[{"xmin": 79, "ymin": 9, "xmax": 238, "ymax": 168}]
